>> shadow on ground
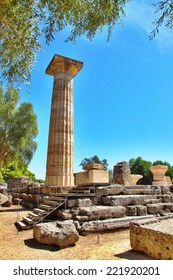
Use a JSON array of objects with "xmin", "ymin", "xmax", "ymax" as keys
[
  {"xmin": 115, "ymin": 249, "xmax": 155, "ymax": 260},
  {"xmin": 24, "ymin": 238, "xmax": 60, "ymax": 252}
]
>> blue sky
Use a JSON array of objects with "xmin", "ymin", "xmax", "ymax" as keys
[{"xmin": 21, "ymin": 0, "xmax": 173, "ymax": 179}]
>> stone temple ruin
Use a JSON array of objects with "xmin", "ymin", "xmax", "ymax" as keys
[{"xmin": 1, "ymin": 54, "xmax": 173, "ymax": 257}]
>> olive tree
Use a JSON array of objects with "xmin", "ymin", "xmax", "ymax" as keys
[{"xmin": 0, "ymin": 86, "xmax": 38, "ymax": 169}]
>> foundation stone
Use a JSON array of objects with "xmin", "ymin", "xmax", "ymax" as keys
[{"xmin": 130, "ymin": 218, "xmax": 173, "ymax": 259}]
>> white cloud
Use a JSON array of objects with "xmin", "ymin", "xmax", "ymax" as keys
[{"xmin": 124, "ymin": 0, "xmax": 173, "ymax": 53}]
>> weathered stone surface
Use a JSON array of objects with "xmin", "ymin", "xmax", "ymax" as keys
[
  {"xmin": 130, "ymin": 174, "xmax": 143, "ymax": 185},
  {"xmin": 75, "ymin": 169, "xmax": 109, "ymax": 185},
  {"xmin": 147, "ymin": 203, "xmax": 164, "ymax": 214},
  {"xmin": 76, "ymin": 206, "xmax": 126, "ymax": 220},
  {"xmin": 84, "ymin": 164, "xmax": 104, "ymax": 170},
  {"xmin": 33, "ymin": 220, "xmax": 79, "ymax": 248},
  {"xmin": 7, "ymin": 194, "xmax": 12, "ymax": 202},
  {"xmin": 130, "ymin": 218, "xmax": 173, "ymax": 259},
  {"xmin": 164, "ymin": 203, "xmax": 173, "ymax": 212},
  {"xmin": 137, "ymin": 205, "xmax": 147, "ymax": 216},
  {"xmin": 96, "ymin": 185, "xmax": 124, "ymax": 195},
  {"xmin": 102, "ymin": 195, "xmax": 158, "ymax": 206},
  {"xmin": 67, "ymin": 199, "xmax": 77, "ymax": 208},
  {"xmin": 0, "ymin": 193, "xmax": 8, "ymax": 204},
  {"xmin": 78, "ymin": 216, "xmax": 156, "ymax": 235},
  {"xmin": 150, "ymin": 165, "xmax": 168, "ymax": 186},
  {"xmin": 160, "ymin": 185, "xmax": 171, "ymax": 194},
  {"xmin": 42, "ymin": 185, "xmax": 72, "ymax": 195},
  {"xmin": 77, "ymin": 198, "xmax": 92, "ymax": 207},
  {"xmin": 165, "ymin": 176, "xmax": 172, "ymax": 185},
  {"xmin": 0, "ymin": 183, "xmax": 7, "ymax": 195},
  {"xmin": 45, "ymin": 55, "xmax": 83, "ymax": 187},
  {"xmin": 7, "ymin": 177, "xmax": 30, "ymax": 188},
  {"xmin": 113, "ymin": 161, "xmax": 131, "ymax": 185},
  {"xmin": 13, "ymin": 198, "xmax": 22, "ymax": 205},
  {"xmin": 56, "ymin": 209, "xmax": 73, "ymax": 220},
  {"xmin": 2, "ymin": 200, "xmax": 12, "ymax": 207},
  {"xmin": 126, "ymin": 206, "xmax": 137, "ymax": 216}
]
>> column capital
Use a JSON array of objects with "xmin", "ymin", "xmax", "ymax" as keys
[{"xmin": 46, "ymin": 54, "xmax": 83, "ymax": 77}]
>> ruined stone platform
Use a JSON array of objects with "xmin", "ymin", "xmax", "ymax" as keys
[
  {"xmin": 130, "ymin": 217, "xmax": 173, "ymax": 260},
  {"xmin": 7, "ymin": 179, "xmax": 173, "ymax": 233}
]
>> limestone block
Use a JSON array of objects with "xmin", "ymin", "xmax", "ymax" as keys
[
  {"xmin": 76, "ymin": 215, "xmax": 89, "ymax": 221},
  {"xmin": 89, "ymin": 170, "xmax": 109, "ymax": 184},
  {"xmin": 84, "ymin": 164, "xmax": 104, "ymax": 170},
  {"xmin": 152, "ymin": 180, "xmax": 167, "ymax": 186},
  {"xmin": 160, "ymin": 185, "xmax": 171, "ymax": 194},
  {"xmin": 2, "ymin": 200, "xmax": 12, "ymax": 207},
  {"xmin": 164, "ymin": 203, "xmax": 173, "ymax": 212},
  {"xmin": 75, "ymin": 169, "xmax": 109, "ymax": 185},
  {"xmin": 75, "ymin": 172, "xmax": 89, "ymax": 185},
  {"xmin": 147, "ymin": 203, "xmax": 164, "ymax": 214},
  {"xmin": 102, "ymin": 195, "xmax": 157, "ymax": 207},
  {"xmin": 67, "ymin": 199, "xmax": 77, "ymax": 208},
  {"xmin": 130, "ymin": 219, "xmax": 173, "ymax": 259},
  {"xmin": 56, "ymin": 210, "xmax": 72, "ymax": 220},
  {"xmin": 95, "ymin": 185, "xmax": 124, "ymax": 195},
  {"xmin": 77, "ymin": 206, "xmax": 126, "ymax": 220},
  {"xmin": 165, "ymin": 176, "xmax": 172, "ymax": 185},
  {"xmin": 137, "ymin": 205, "xmax": 147, "ymax": 216},
  {"xmin": 33, "ymin": 220, "xmax": 79, "ymax": 248},
  {"xmin": 77, "ymin": 198, "xmax": 92, "ymax": 207},
  {"xmin": 32, "ymin": 195, "xmax": 40, "ymax": 206},
  {"xmin": 0, "ymin": 193, "xmax": 8, "ymax": 204},
  {"xmin": 78, "ymin": 216, "xmax": 152, "ymax": 235},
  {"xmin": 13, "ymin": 198, "xmax": 22, "ymax": 205},
  {"xmin": 113, "ymin": 161, "xmax": 131, "ymax": 185},
  {"xmin": 126, "ymin": 206, "xmax": 137, "ymax": 216},
  {"xmin": 130, "ymin": 175, "xmax": 143, "ymax": 185},
  {"xmin": 7, "ymin": 194, "xmax": 12, "ymax": 202}
]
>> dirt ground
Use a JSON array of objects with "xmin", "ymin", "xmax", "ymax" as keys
[{"xmin": 0, "ymin": 205, "xmax": 153, "ymax": 260}]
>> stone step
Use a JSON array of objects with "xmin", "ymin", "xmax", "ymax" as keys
[
  {"xmin": 49, "ymin": 196, "xmax": 66, "ymax": 202},
  {"xmin": 28, "ymin": 212, "xmax": 40, "ymax": 220},
  {"xmin": 69, "ymin": 189, "xmax": 90, "ymax": 193},
  {"xmin": 23, "ymin": 216, "xmax": 36, "ymax": 225},
  {"xmin": 34, "ymin": 208, "xmax": 48, "ymax": 215},
  {"xmin": 39, "ymin": 204, "xmax": 55, "ymax": 210},
  {"xmin": 146, "ymin": 202, "xmax": 173, "ymax": 214},
  {"xmin": 124, "ymin": 185, "xmax": 151, "ymax": 190},
  {"xmin": 16, "ymin": 220, "xmax": 31, "ymax": 230},
  {"xmin": 48, "ymin": 193, "xmax": 68, "ymax": 197},
  {"xmin": 124, "ymin": 189, "xmax": 156, "ymax": 195},
  {"xmin": 102, "ymin": 195, "xmax": 158, "ymax": 207},
  {"xmin": 44, "ymin": 200, "xmax": 61, "ymax": 206}
]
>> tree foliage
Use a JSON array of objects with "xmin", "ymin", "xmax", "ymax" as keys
[
  {"xmin": 150, "ymin": 1, "xmax": 173, "ymax": 38},
  {"xmin": 0, "ymin": 86, "xmax": 38, "ymax": 169},
  {"xmin": 129, "ymin": 157, "xmax": 152, "ymax": 184},
  {"xmin": 79, "ymin": 155, "xmax": 108, "ymax": 171},
  {"xmin": 2, "ymin": 160, "xmax": 36, "ymax": 182},
  {"xmin": 0, "ymin": 0, "xmax": 128, "ymax": 87},
  {"xmin": 129, "ymin": 156, "xmax": 173, "ymax": 184},
  {"xmin": 1, "ymin": 1, "xmax": 172, "ymax": 88}
]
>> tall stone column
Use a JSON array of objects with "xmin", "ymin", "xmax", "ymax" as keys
[{"xmin": 45, "ymin": 54, "xmax": 83, "ymax": 186}]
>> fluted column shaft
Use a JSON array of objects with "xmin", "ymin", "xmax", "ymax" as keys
[
  {"xmin": 45, "ymin": 73, "xmax": 74, "ymax": 186},
  {"xmin": 45, "ymin": 54, "xmax": 83, "ymax": 186}
]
